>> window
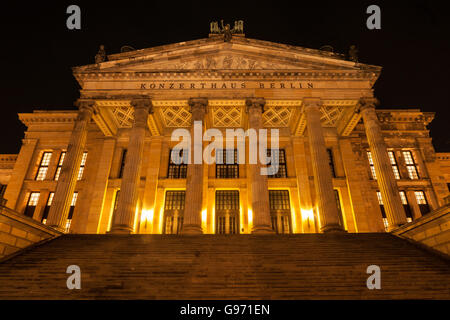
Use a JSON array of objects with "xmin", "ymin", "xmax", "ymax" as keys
[
  {"xmin": 388, "ymin": 151, "xmax": 401, "ymax": 180},
  {"xmin": 267, "ymin": 149, "xmax": 287, "ymax": 178},
  {"xmin": 167, "ymin": 149, "xmax": 188, "ymax": 179},
  {"xmin": 327, "ymin": 149, "xmax": 336, "ymax": 178},
  {"xmin": 403, "ymin": 151, "xmax": 419, "ymax": 179},
  {"xmin": 399, "ymin": 191, "xmax": 413, "ymax": 222},
  {"xmin": 215, "ymin": 190, "xmax": 240, "ymax": 234},
  {"xmin": 216, "ymin": 149, "xmax": 239, "ymax": 179},
  {"xmin": 77, "ymin": 152, "xmax": 88, "ymax": 180},
  {"xmin": 24, "ymin": 192, "xmax": 40, "ymax": 218},
  {"xmin": 269, "ymin": 190, "xmax": 291, "ymax": 234},
  {"xmin": 447, "ymin": 183, "xmax": 450, "ymax": 192},
  {"xmin": 35, "ymin": 152, "xmax": 52, "ymax": 181},
  {"xmin": 118, "ymin": 149, "xmax": 127, "ymax": 178},
  {"xmin": 65, "ymin": 192, "xmax": 78, "ymax": 232},
  {"xmin": 164, "ymin": 191, "xmax": 186, "ymax": 234},
  {"xmin": 367, "ymin": 151, "xmax": 377, "ymax": 180},
  {"xmin": 41, "ymin": 192, "xmax": 54, "ymax": 224},
  {"xmin": 113, "ymin": 190, "xmax": 120, "ymax": 212},
  {"xmin": 215, "ymin": 190, "xmax": 239, "ymax": 211},
  {"xmin": 164, "ymin": 191, "xmax": 186, "ymax": 211},
  {"xmin": 54, "ymin": 152, "xmax": 66, "ymax": 181},
  {"xmin": 414, "ymin": 191, "xmax": 430, "ymax": 216},
  {"xmin": 376, "ymin": 191, "xmax": 389, "ymax": 231},
  {"xmin": 334, "ymin": 190, "xmax": 345, "ymax": 227},
  {"xmin": 0, "ymin": 184, "xmax": 6, "ymax": 198}
]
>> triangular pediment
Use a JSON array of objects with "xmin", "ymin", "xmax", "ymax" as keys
[{"xmin": 74, "ymin": 36, "xmax": 381, "ymax": 74}]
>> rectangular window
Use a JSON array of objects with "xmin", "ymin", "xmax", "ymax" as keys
[
  {"xmin": 376, "ymin": 191, "xmax": 389, "ymax": 231},
  {"xmin": 334, "ymin": 190, "xmax": 344, "ymax": 227},
  {"xmin": 269, "ymin": 190, "xmax": 290, "ymax": 211},
  {"xmin": 164, "ymin": 191, "xmax": 185, "ymax": 234},
  {"xmin": 327, "ymin": 149, "xmax": 336, "ymax": 178},
  {"xmin": 215, "ymin": 190, "xmax": 239, "ymax": 211},
  {"xmin": 267, "ymin": 149, "xmax": 287, "ymax": 178},
  {"xmin": 399, "ymin": 191, "xmax": 413, "ymax": 222},
  {"xmin": 215, "ymin": 190, "xmax": 240, "ymax": 234},
  {"xmin": 35, "ymin": 152, "xmax": 52, "ymax": 181},
  {"xmin": 216, "ymin": 149, "xmax": 239, "ymax": 179},
  {"xmin": 403, "ymin": 151, "xmax": 419, "ymax": 179},
  {"xmin": 54, "ymin": 152, "xmax": 66, "ymax": 181},
  {"xmin": 388, "ymin": 151, "xmax": 401, "ymax": 180},
  {"xmin": 167, "ymin": 149, "xmax": 188, "ymax": 179},
  {"xmin": 0, "ymin": 183, "xmax": 6, "ymax": 197},
  {"xmin": 118, "ymin": 149, "xmax": 127, "ymax": 178},
  {"xmin": 41, "ymin": 192, "xmax": 54, "ymax": 224},
  {"xmin": 164, "ymin": 191, "xmax": 186, "ymax": 210},
  {"xmin": 24, "ymin": 192, "xmax": 40, "ymax": 218},
  {"xmin": 414, "ymin": 191, "xmax": 430, "ymax": 216},
  {"xmin": 77, "ymin": 152, "xmax": 88, "ymax": 180},
  {"xmin": 65, "ymin": 192, "xmax": 78, "ymax": 233},
  {"xmin": 269, "ymin": 190, "xmax": 291, "ymax": 234},
  {"xmin": 367, "ymin": 151, "xmax": 377, "ymax": 180}
]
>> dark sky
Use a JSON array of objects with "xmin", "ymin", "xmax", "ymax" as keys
[{"xmin": 0, "ymin": 1, "xmax": 449, "ymax": 154}]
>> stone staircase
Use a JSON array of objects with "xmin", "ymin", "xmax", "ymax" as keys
[{"xmin": 0, "ymin": 233, "xmax": 449, "ymax": 299}]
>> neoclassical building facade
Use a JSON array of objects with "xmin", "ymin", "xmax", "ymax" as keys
[{"xmin": 1, "ymin": 34, "xmax": 449, "ymax": 235}]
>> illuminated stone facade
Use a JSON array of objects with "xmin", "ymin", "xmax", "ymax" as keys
[{"xmin": 1, "ymin": 35, "xmax": 449, "ymax": 235}]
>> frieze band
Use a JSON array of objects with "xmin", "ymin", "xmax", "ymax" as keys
[{"xmin": 139, "ymin": 81, "xmax": 314, "ymax": 90}]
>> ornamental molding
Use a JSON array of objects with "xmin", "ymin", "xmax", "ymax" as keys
[{"xmin": 18, "ymin": 113, "xmax": 78, "ymax": 125}]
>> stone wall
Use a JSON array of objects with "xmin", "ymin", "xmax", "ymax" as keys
[
  {"xmin": 392, "ymin": 196, "xmax": 450, "ymax": 256},
  {"xmin": 0, "ymin": 202, "xmax": 62, "ymax": 259}
]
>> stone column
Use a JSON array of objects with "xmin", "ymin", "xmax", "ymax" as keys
[
  {"xmin": 246, "ymin": 98, "xmax": 273, "ymax": 234},
  {"xmin": 182, "ymin": 98, "xmax": 208, "ymax": 234},
  {"xmin": 46, "ymin": 100, "xmax": 94, "ymax": 231},
  {"xmin": 110, "ymin": 98, "xmax": 151, "ymax": 234},
  {"xmin": 304, "ymin": 98, "xmax": 344, "ymax": 233},
  {"xmin": 359, "ymin": 98, "xmax": 407, "ymax": 230},
  {"xmin": 3, "ymin": 138, "xmax": 38, "ymax": 210}
]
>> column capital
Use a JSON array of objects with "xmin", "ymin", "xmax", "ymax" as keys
[
  {"xmin": 245, "ymin": 97, "xmax": 265, "ymax": 113},
  {"xmin": 75, "ymin": 99, "xmax": 95, "ymax": 111},
  {"xmin": 303, "ymin": 97, "xmax": 322, "ymax": 110},
  {"xmin": 188, "ymin": 97, "xmax": 208, "ymax": 111},
  {"xmin": 131, "ymin": 98, "xmax": 153, "ymax": 113},
  {"xmin": 358, "ymin": 97, "xmax": 379, "ymax": 112}
]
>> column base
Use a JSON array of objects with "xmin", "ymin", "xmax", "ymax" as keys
[
  {"xmin": 252, "ymin": 225, "xmax": 275, "ymax": 234},
  {"xmin": 181, "ymin": 224, "xmax": 203, "ymax": 235},
  {"xmin": 320, "ymin": 224, "xmax": 346, "ymax": 233},
  {"xmin": 47, "ymin": 225, "xmax": 66, "ymax": 233},
  {"xmin": 388, "ymin": 223, "xmax": 406, "ymax": 232},
  {"xmin": 108, "ymin": 225, "xmax": 133, "ymax": 234}
]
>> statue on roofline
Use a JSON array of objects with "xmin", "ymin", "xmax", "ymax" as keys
[
  {"xmin": 95, "ymin": 45, "xmax": 106, "ymax": 63},
  {"xmin": 348, "ymin": 45, "xmax": 358, "ymax": 63},
  {"xmin": 210, "ymin": 20, "xmax": 244, "ymax": 42}
]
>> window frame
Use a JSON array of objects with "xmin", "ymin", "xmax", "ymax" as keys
[
  {"xmin": 54, "ymin": 151, "xmax": 66, "ymax": 181},
  {"xmin": 402, "ymin": 151, "xmax": 419, "ymax": 180},
  {"xmin": 167, "ymin": 148, "xmax": 188, "ymax": 179},
  {"xmin": 35, "ymin": 152, "xmax": 52, "ymax": 181},
  {"xmin": 216, "ymin": 149, "xmax": 239, "ymax": 179},
  {"xmin": 267, "ymin": 149, "xmax": 287, "ymax": 178}
]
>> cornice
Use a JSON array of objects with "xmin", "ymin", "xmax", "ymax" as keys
[
  {"xmin": 18, "ymin": 112, "xmax": 78, "ymax": 125},
  {"xmin": 376, "ymin": 110, "xmax": 435, "ymax": 125},
  {"xmin": 74, "ymin": 69, "xmax": 379, "ymax": 82}
]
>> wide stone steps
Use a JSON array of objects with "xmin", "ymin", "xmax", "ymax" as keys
[{"xmin": 0, "ymin": 233, "xmax": 449, "ymax": 299}]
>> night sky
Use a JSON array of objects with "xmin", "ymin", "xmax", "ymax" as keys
[{"xmin": 0, "ymin": 1, "xmax": 449, "ymax": 154}]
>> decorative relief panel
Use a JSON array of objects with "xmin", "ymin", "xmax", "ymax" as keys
[
  {"xmin": 212, "ymin": 106, "xmax": 242, "ymax": 127},
  {"xmin": 159, "ymin": 106, "xmax": 191, "ymax": 127},
  {"xmin": 263, "ymin": 106, "xmax": 293, "ymax": 127},
  {"xmin": 112, "ymin": 106, "xmax": 134, "ymax": 128},
  {"xmin": 152, "ymin": 54, "xmax": 299, "ymax": 70},
  {"xmin": 320, "ymin": 106, "xmax": 345, "ymax": 127}
]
